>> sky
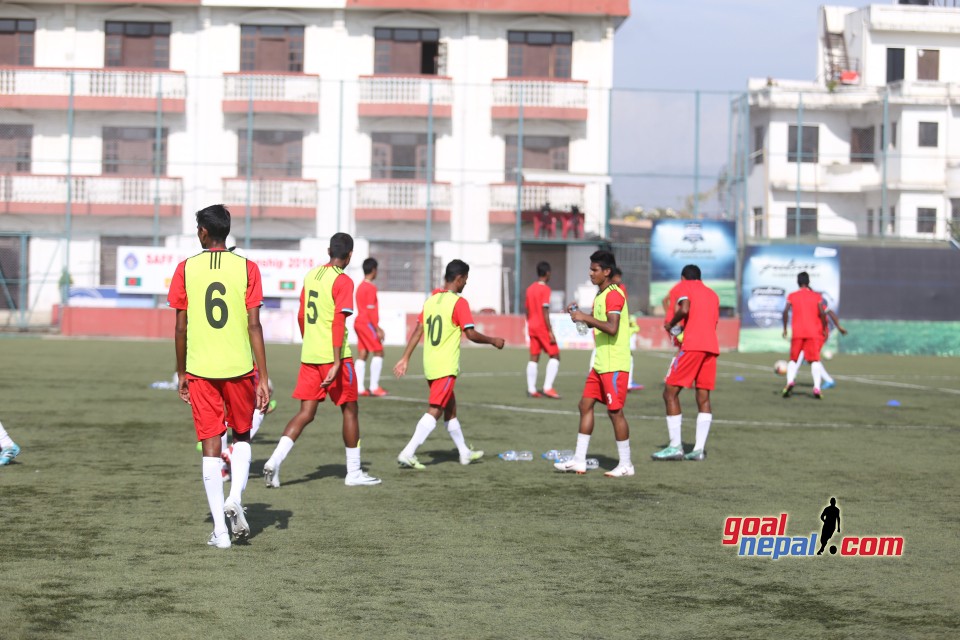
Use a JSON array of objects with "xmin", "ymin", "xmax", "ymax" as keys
[{"xmin": 609, "ymin": 0, "xmax": 835, "ymax": 211}]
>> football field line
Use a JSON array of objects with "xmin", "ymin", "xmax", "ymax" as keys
[{"xmin": 380, "ymin": 395, "xmax": 957, "ymax": 431}]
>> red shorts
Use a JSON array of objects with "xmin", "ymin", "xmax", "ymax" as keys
[
  {"xmin": 355, "ymin": 318, "xmax": 384, "ymax": 352},
  {"xmin": 582, "ymin": 369, "xmax": 629, "ymax": 411},
  {"xmin": 293, "ymin": 358, "xmax": 358, "ymax": 405},
  {"xmin": 790, "ymin": 337, "xmax": 820, "ymax": 363},
  {"xmin": 427, "ymin": 376, "xmax": 457, "ymax": 408},
  {"xmin": 528, "ymin": 328, "xmax": 560, "ymax": 358},
  {"xmin": 187, "ymin": 374, "xmax": 255, "ymax": 441},
  {"xmin": 665, "ymin": 350, "xmax": 718, "ymax": 390}
]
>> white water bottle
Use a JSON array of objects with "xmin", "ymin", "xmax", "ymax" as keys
[
  {"xmin": 586, "ymin": 458, "xmax": 600, "ymax": 470},
  {"xmin": 498, "ymin": 450, "xmax": 518, "ymax": 461},
  {"xmin": 517, "ymin": 451, "xmax": 533, "ymax": 461},
  {"xmin": 569, "ymin": 304, "xmax": 589, "ymax": 336}
]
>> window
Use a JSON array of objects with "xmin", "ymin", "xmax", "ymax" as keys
[
  {"xmin": 371, "ymin": 132, "xmax": 433, "ymax": 180},
  {"xmin": 368, "ymin": 241, "xmax": 441, "ymax": 292},
  {"xmin": 786, "ymin": 207, "xmax": 817, "ymax": 237},
  {"xmin": 886, "ymin": 48, "xmax": 904, "ymax": 84},
  {"xmin": 100, "ymin": 236, "xmax": 152, "ymax": 286},
  {"xmin": 238, "ymin": 130, "xmax": 303, "ymax": 178},
  {"xmin": 866, "ymin": 208, "xmax": 874, "ymax": 237},
  {"xmin": 952, "ymin": 199, "xmax": 960, "ymax": 222},
  {"xmin": 105, "ymin": 21, "xmax": 170, "ymax": 69},
  {"xmin": 918, "ymin": 122, "xmax": 938, "ymax": 148},
  {"xmin": 0, "ymin": 124, "xmax": 32, "ymax": 173},
  {"xmin": 0, "ymin": 236, "xmax": 26, "ymax": 310},
  {"xmin": 850, "ymin": 127, "xmax": 874, "ymax": 163},
  {"xmin": 0, "ymin": 19, "xmax": 35, "ymax": 66},
  {"xmin": 788, "ymin": 125, "xmax": 819, "ymax": 163},
  {"xmin": 103, "ymin": 127, "xmax": 167, "ymax": 175},
  {"xmin": 917, "ymin": 207, "xmax": 937, "ymax": 234},
  {"xmin": 240, "ymin": 25, "xmax": 304, "ymax": 72},
  {"xmin": 917, "ymin": 49, "xmax": 939, "ymax": 81},
  {"xmin": 504, "ymin": 135, "xmax": 569, "ymax": 181},
  {"xmin": 753, "ymin": 207, "xmax": 763, "ymax": 237},
  {"xmin": 507, "ymin": 31, "xmax": 572, "ymax": 79},
  {"xmin": 752, "ymin": 126, "xmax": 764, "ymax": 166},
  {"xmin": 374, "ymin": 27, "xmax": 439, "ymax": 75},
  {"xmin": 889, "ymin": 206, "xmax": 896, "ymax": 235}
]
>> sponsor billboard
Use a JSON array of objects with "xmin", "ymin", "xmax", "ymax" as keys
[{"xmin": 649, "ymin": 219, "xmax": 737, "ymax": 311}]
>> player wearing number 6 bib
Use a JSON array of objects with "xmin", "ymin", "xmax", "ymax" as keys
[
  {"xmin": 262, "ymin": 232, "xmax": 381, "ymax": 489},
  {"xmin": 167, "ymin": 204, "xmax": 271, "ymax": 549},
  {"xmin": 393, "ymin": 259, "xmax": 505, "ymax": 470}
]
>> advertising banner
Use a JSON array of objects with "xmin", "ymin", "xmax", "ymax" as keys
[
  {"xmin": 739, "ymin": 245, "xmax": 841, "ymax": 352},
  {"xmin": 649, "ymin": 219, "xmax": 737, "ymax": 311}
]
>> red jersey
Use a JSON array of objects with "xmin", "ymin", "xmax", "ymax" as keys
[
  {"xmin": 167, "ymin": 249, "xmax": 263, "ymax": 311},
  {"xmin": 417, "ymin": 288, "xmax": 474, "ymax": 329},
  {"xmin": 525, "ymin": 281, "xmax": 551, "ymax": 332},
  {"xmin": 787, "ymin": 288, "xmax": 824, "ymax": 339},
  {"xmin": 356, "ymin": 280, "xmax": 379, "ymax": 325},
  {"xmin": 677, "ymin": 280, "xmax": 719, "ymax": 355},
  {"xmin": 666, "ymin": 280, "xmax": 690, "ymax": 326}
]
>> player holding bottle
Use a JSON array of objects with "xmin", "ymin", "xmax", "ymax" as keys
[
  {"xmin": 555, "ymin": 250, "xmax": 635, "ymax": 477},
  {"xmin": 393, "ymin": 260, "xmax": 505, "ymax": 470},
  {"xmin": 781, "ymin": 271, "xmax": 828, "ymax": 399},
  {"xmin": 355, "ymin": 257, "xmax": 388, "ymax": 397},
  {"xmin": 262, "ymin": 233, "xmax": 381, "ymax": 488},
  {"xmin": 525, "ymin": 261, "xmax": 561, "ymax": 399}
]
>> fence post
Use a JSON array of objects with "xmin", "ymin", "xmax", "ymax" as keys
[
  {"xmin": 694, "ymin": 89, "xmax": 701, "ymax": 219},
  {"xmin": 425, "ymin": 82, "xmax": 434, "ymax": 296},
  {"xmin": 513, "ymin": 84, "xmax": 524, "ymax": 315},
  {"xmin": 153, "ymin": 74, "xmax": 163, "ymax": 247},
  {"xmin": 795, "ymin": 92, "xmax": 804, "ymax": 237},
  {"xmin": 881, "ymin": 88, "xmax": 889, "ymax": 238},
  {"xmin": 62, "ymin": 71, "xmax": 75, "ymax": 313},
  {"xmin": 336, "ymin": 79, "xmax": 344, "ymax": 235},
  {"xmin": 244, "ymin": 78, "xmax": 253, "ymax": 250}
]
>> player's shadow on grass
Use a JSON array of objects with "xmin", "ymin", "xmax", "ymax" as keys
[
  {"xmin": 593, "ymin": 454, "xmax": 619, "ymax": 469},
  {"xmin": 421, "ymin": 448, "xmax": 472, "ymax": 466},
  {"xmin": 654, "ymin": 442, "xmax": 696, "ymax": 454},
  {"xmin": 267, "ymin": 463, "xmax": 346, "ymax": 487},
  {"xmin": 237, "ymin": 503, "xmax": 293, "ymax": 542}
]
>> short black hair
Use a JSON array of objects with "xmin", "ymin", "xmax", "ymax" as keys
[
  {"xmin": 681, "ymin": 264, "xmax": 701, "ymax": 280},
  {"xmin": 536, "ymin": 261, "xmax": 551, "ymax": 277},
  {"xmin": 362, "ymin": 257, "xmax": 378, "ymax": 275},
  {"xmin": 444, "ymin": 259, "xmax": 470, "ymax": 282},
  {"xmin": 611, "ymin": 266, "xmax": 623, "ymax": 278},
  {"xmin": 329, "ymin": 232, "xmax": 354, "ymax": 260},
  {"xmin": 798, "ymin": 271, "xmax": 810, "ymax": 286},
  {"xmin": 196, "ymin": 204, "xmax": 231, "ymax": 242},
  {"xmin": 589, "ymin": 250, "xmax": 616, "ymax": 273}
]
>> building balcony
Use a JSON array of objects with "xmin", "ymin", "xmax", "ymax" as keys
[
  {"xmin": 354, "ymin": 179, "xmax": 451, "ymax": 222},
  {"xmin": 0, "ymin": 174, "xmax": 182, "ymax": 216},
  {"xmin": 222, "ymin": 178, "xmax": 317, "ymax": 219},
  {"xmin": 491, "ymin": 78, "xmax": 588, "ymax": 121},
  {"xmin": 222, "ymin": 73, "xmax": 320, "ymax": 115},
  {"xmin": 0, "ymin": 67, "xmax": 186, "ymax": 112},
  {"xmin": 768, "ymin": 163, "xmax": 882, "ymax": 193},
  {"xmin": 358, "ymin": 75, "xmax": 453, "ymax": 118}
]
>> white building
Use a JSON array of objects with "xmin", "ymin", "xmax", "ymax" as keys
[
  {"xmin": 745, "ymin": 0, "xmax": 960, "ymax": 242},
  {"xmin": 0, "ymin": 0, "xmax": 628, "ymax": 319}
]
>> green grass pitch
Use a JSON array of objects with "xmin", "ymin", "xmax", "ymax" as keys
[{"xmin": 1, "ymin": 338, "xmax": 958, "ymax": 639}]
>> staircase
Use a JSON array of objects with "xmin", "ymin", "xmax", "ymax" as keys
[{"xmin": 822, "ymin": 15, "xmax": 859, "ymax": 85}]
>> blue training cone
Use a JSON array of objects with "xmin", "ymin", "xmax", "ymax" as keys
[
  {"xmin": 887, "ymin": 400, "xmax": 901, "ymax": 407},
  {"xmin": 735, "ymin": 376, "xmax": 745, "ymax": 382}
]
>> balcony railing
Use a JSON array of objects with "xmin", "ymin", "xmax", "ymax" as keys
[
  {"xmin": 358, "ymin": 75, "xmax": 453, "ymax": 118},
  {"xmin": 489, "ymin": 182, "xmax": 585, "ymax": 213},
  {"xmin": 491, "ymin": 78, "xmax": 588, "ymax": 120},
  {"xmin": 0, "ymin": 67, "xmax": 186, "ymax": 112},
  {"xmin": 0, "ymin": 174, "xmax": 182, "ymax": 216},
  {"xmin": 222, "ymin": 73, "xmax": 320, "ymax": 114},
  {"xmin": 355, "ymin": 179, "xmax": 451, "ymax": 221},
  {"xmin": 222, "ymin": 178, "xmax": 318, "ymax": 219}
]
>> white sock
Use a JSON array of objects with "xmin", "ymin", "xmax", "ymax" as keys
[
  {"xmin": 574, "ymin": 432, "xmax": 591, "ymax": 463},
  {"xmin": 695, "ymin": 413, "xmax": 712, "ymax": 452},
  {"xmin": 786, "ymin": 360, "xmax": 799, "ymax": 385},
  {"xmin": 796, "ymin": 352, "xmax": 806, "ymax": 368},
  {"xmin": 401, "ymin": 414, "xmax": 437, "ymax": 457},
  {"xmin": 616, "ymin": 439, "xmax": 632, "ymax": 466},
  {"xmin": 267, "ymin": 435, "xmax": 295, "ymax": 469},
  {"xmin": 220, "ymin": 432, "xmax": 229, "ymax": 453},
  {"xmin": 0, "ymin": 420, "xmax": 13, "ymax": 449},
  {"xmin": 629, "ymin": 357, "xmax": 636, "ymax": 385},
  {"xmin": 202, "ymin": 457, "xmax": 228, "ymax": 536},
  {"xmin": 356, "ymin": 359, "xmax": 366, "ymax": 393},
  {"xmin": 370, "ymin": 356, "xmax": 383, "ymax": 391},
  {"xmin": 811, "ymin": 361, "xmax": 824, "ymax": 390},
  {"xmin": 526, "ymin": 361, "xmax": 538, "ymax": 393},
  {"xmin": 250, "ymin": 409, "xmax": 265, "ymax": 439},
  {"xmin": 346, "ymin": 446, "xmax": 361, "ymax": 475},
  {"xmin": 446, "ymin": 418, "xmax": 470, "ymax": 456},
  {"xmin": 544, "ymin": 358, "xmax": 560, "ymax": 391},
  {"xmin": 667, "ymin": 414, "xmax": 682, "ymax": 448},
  {"xmin": 228, "ymin": 441, "xmax": 251, "ymax": 502},
  {"xmin": 820, "ymin": 364, "xmax": 834, "ymax": 385}
]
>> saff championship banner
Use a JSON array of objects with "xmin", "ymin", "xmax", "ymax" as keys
[
  {"xmin": 649, "ymin": 219, "xmax": 737, "ymax": 311},
  {"xmin": 116, "ymin": 246, "xmax": 324, "ymax": 298},
  {"xmin": 739, "ymin": 245, "xmax": 840, "ymax": 352}
]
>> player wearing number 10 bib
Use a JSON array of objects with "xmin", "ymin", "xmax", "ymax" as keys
[
  {"xmin": 393, "ymin": 259, "xmax": 505, "ymax": 470},
  {"xmin": 167, "ymin": 204, "xmax": 271, "ymax": 549}
]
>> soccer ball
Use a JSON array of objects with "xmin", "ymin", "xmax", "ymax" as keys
[
  {"xmin": 774, "ymin": 360, "xmax": 788, "ymax": 376},
  {"xmin": 822, "ymin": 349, "xmax": 834, "ymax": 361}
]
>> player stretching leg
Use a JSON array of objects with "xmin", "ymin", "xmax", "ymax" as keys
[
  {"xmin": 168, "ymin": 204, "xmax": 270, "ymax": 548},
  {"xmin": 0, "ymin": 419, "xmax": 21, "ymax": 465},
  {"xmin": 262, "ymin": 233, "xmax": 381, "ymax": 488},
  {"xmin": 393, "ymin": 260, "xmax": 505, "ymax": 470},
  {"xmin": 556, "ymin": 250, "xmax": 634, "ymax": 477},
  {"xmin": 653, "ymin": 265, "xmax": 720, "ymax": 462},
  {"xmin": 525, "ymin": 261, "xmax": 561, "ymax": 399},
  {"xmin": 355, "ymin": 257, "xmax": 388, "ymax": 397},
  {"xmin": 781, "ymin": 272, "xmax": 828, "ymax": 399}
]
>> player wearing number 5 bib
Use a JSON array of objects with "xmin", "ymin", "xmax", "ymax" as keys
[
  {"xmin": 393, "ymin": 259, "xmax": 505, "ymax": 470},
  {"xmin": 167, "ymin": 204, "xmax": 271, "ymax": 549},
  {"xmin": 262, "ymin": 232, "xmax": 381, "ymax": 489}
]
